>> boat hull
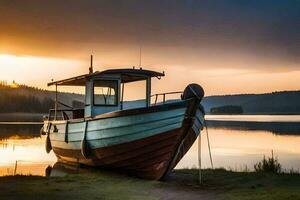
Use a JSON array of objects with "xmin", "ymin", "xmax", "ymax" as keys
[{"xmin": 45, "ymin": 99, "xmax": 204, "ymax": 180}]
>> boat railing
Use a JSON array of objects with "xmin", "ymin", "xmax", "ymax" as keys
[
  {"xmin": 57, "ymin": 100, "xmax": 74, "ymax": 109},
  {"xmin": 151, "ymin": 91, "xmax": 183, "ymax": 105},
  {"xmin": 48, "ymin": 107, "xmax": 84, "ymax": 121}
]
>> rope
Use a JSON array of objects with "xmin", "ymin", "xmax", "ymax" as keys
[
  {"xmin": 204, "ymin": 119, "xmax": 214, "ymax": 169},
  {"xmin": 198, "ymin": 119, "xmax": 214, "ymax": 185},
  {"xmin": 188, "ymin": 84, "xmax": 213, "ymax": 182},
  {"xmin": 188, "ymin": 85, "xmax": 202, "ymax": 101},
  {"xmin": 57, "ymin": 101, "xmax": 73, "ymax": 109}
]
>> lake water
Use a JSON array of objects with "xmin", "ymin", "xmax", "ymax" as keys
[{"xmin": 0, "ymin": 115, "xmax": 300, "ymax": 176}]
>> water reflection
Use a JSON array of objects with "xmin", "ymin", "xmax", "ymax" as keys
[
  {"xmin": 0, "ymin": 124, "xmax": 42, "ymax": 139},
  {"xmin": 47, "ymin": 162, "xmax": 94, "ymax": 177},
  {"xmin": 177, "ymin": 127, "xmax": 300, "ymax": 171},
  {"xmin": 206, "ymin": 115, "xmax": 300, "ymax": 122},
  {"xmin": 0, "ymin": 124, "xmax": 56, "ymax": 176},
  {"xmin": 1, "ymin": 121, "xmax": 300, "ymax": 176},
  {"xmin": 207, "ymin": 120, "xmax": 300, "ymax": 135}
]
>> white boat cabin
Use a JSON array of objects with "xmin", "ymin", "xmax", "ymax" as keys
[{"xmin": 47, "ymin": 68, "xmax": 166, "ymax": 121}]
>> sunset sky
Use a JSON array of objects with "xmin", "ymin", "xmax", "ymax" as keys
[{"xmin": 0, "ymin": 0, "xmax": 300, "ymax": 96}]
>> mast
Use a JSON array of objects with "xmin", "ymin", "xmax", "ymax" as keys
[
  {"xmin": 146, "ymin": 77, "xmax": 151, "ymax": 107},
  {"xmin": 139, "ymin": 46, "xmax": 142, "ymax": 67},
  {"xmin": 89, "ymin": 55, "xmax": 93, "ymax": 74},
  {"xmin": 54, "ymin": 84, "xmax": 58, "ymax": 120}
]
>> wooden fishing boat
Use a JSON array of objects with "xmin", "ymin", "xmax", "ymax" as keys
[{"xmin": 42, "ymin": 65, "xmax": 205, "ymax": 180}]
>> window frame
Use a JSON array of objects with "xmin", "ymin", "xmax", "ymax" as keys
[{"xmin": 92, "ymin": 79, "xmax": 119, "ymax": 107}]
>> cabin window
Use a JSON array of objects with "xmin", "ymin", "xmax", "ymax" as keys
[{"xmin": 93, "ymin": 80, "xmax": 118, "ymax": 106}]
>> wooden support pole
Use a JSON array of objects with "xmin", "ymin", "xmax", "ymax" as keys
[
  {"xmin": 198, "ymin": 134, "xmax": 202, "ymax": 184},
  {"xmin": 121, "ymin": 83, "xmax": 124, "ymax": 110},
  {"xmin": 154, "ymin": 94, "xmax": 158, "ymax": 105},
  {"xmin": 14, "ymin": 160, "xmax": 18, "ymax": 176},
  {"xmin": 146, "ymin": 77, "xmax": 151, "ymax": 107},
  {"xmin": 89, "ymin": 55, "xmax": 93, "ymax": 74},
  {"xmin": 54, "ymin": 84, "xmax": 58, "ymax": 120}
]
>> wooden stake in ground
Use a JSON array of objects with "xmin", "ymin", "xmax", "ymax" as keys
[
  {"xmin": 198, "ymin": 133, "xmax": 202, "ymax": 184},
  {"xmin": 14, "ymin": 160, "xmax": 18, "ymax": 175}
]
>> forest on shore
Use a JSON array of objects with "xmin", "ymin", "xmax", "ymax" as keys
[
  {"xmin": 0, "ymin": 81, "xmax": 54, "ymax": 113},
  {"xmin": 1, "ymin": 81, "xmax": 300, "ymax": 115},
  {"xmin": 210, "ymin": 105, "xmax": 243, "ymax": 114},
  {"xmin": 202, "ymin": 90, "xmax": 300, "ymax": 114}
]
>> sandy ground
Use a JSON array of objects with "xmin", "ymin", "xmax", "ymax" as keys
[
  {"xmin": 0, "ymin": 171, "xmax": 222, "ymax": 200},
  {"xmin": 1, "ymin": 169, "xmax": 299, "ymax": 200},
  {"xmin": 154, "ymin": 172, "xmax": 223, "ymax": 200},
  {"xmin": 153, "ymin": 186, "xmax": 221, "ymax": 200}
]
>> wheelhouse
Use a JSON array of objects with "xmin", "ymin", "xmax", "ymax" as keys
[{"xmin": 47, "ymin": 68, "xmax": 166, "ymax": 120}]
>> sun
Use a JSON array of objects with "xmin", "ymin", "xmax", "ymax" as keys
[
  {"xmin": 9, "ymin": 81, "xmax": 19, "ymax": 88},
  {"xmin": 0, "ymin": 53, "xmax": 85, "ymax": 90},
  {"xmin": 0, "ymin": 54, "xmax": 17, "ymax": 65}
]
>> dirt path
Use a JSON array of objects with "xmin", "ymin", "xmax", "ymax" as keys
[
  {"xmin": 151, "ymin": 172, "xmax": 223, "ymax": 200},
  {"xmin": 0, "ymin": 172, "xmax": 222, "ymax": 200},
  {"xmin": 153, "ymin": 186, "xmax": 221, "ymax": 200},
  {"xmin": 1, "ymin": 168, "xmax": 298, "ymax": 200}
]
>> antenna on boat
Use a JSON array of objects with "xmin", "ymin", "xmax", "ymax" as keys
[
  {"xmin": 89, "ymin": 55, "xmax": 94, "ymax": 74},
  {"xmin": 139, "ymin": 45, "xmax": 142, "ymax": 67}
]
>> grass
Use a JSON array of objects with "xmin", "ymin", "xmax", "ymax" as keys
[
  {"xmin": 0, "ymin": 168, "xmax": 300, "ymax": 200},
  {"xmin": 254, "ymin": 150, "xmax": 282, "ymax": 174},
  {"xmin": 175, "ymin": 168, "xmax": 300, "ymax": 200},
  {"xmin": 0, "ymin": 172, "xmax": 158, "ymax": 200}
]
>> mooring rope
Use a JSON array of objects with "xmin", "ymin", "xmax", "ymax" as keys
[
  {"xmin": 198, "ymin": 118, "xmax": 214, "ymax": 185},
  {"xmin": 204, "ymin": 119, "xmax": 214, "ymax": 169}
]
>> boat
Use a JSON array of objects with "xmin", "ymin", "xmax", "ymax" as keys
[{"xmin": 42, "ymin": 64, "xmax": 205, "ymax": 180}]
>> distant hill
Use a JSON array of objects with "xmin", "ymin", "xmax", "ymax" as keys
[
  {"xmin": 202, "ymin": 91, "xmax": 300, "ymax": 114},
  {"xmin": 210, "ymin": 105, "xmax": 243, "ymax": 114},
  {"xmin": 1, "ymin": 81, "xmax": 300, "ymax": 115},
  {"xmin": 0, "ymin": 81, "xmax": 83, "ymax": 113}
]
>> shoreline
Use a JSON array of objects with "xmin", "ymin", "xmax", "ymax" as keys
[
  {"xmin": 0, "ymin": 113, "xmax": 45, "ymax": 122},
  {"xmin": 0, "ymin": 168, "xmax": 299, "ymax": 200},
  {"xmin": 1, "ymin": 112, "xmax": 300, "ymax": 123}
]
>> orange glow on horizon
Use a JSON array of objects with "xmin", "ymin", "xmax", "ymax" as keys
[
  {"xmin": 0, "ymin": 53, "xmax": 299, "ymax": 96},
  {"xmin": 9, "ymin": 82, "xmax": 19, "ymax": 89},
  {"xmin": 0, "ymin": 53, "xmax": 86, "ymax": 88}
]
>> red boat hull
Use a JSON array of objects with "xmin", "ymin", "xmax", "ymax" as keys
[{"xmin": 50, "ymin": 99, "xmax": 203, "ymax": 180}]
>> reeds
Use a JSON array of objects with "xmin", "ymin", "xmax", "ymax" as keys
[{"xmin": 254, "ymin": 150, "xmax": 282, "ymax": 174}]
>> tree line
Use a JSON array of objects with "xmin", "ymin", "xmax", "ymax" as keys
[
  {"xmin": 0, "ymin": 81, "xmax": 54, "ymax": 113},
  {"xmin": 210, "ymin": 105, "xmax": 243, "ymax": 114}
]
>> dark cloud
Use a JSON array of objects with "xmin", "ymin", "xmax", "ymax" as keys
[{"xmin": 1, "ymin": 0, "xmax": 300, "ymax": 69}]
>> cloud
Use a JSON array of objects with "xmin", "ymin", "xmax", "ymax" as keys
[{"xmin": 1, "ymin": 0, "xmax": 300, "ymax": 71}]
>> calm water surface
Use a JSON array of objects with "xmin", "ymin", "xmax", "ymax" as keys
[
  {"xmin": 206, "ymin": 115, "xmax": 300, "ymax": 122},
  {"xmin": 0, "ymin": 115, "xmax": 300, "ymax": 176},
  {"xmin": 0, "ymin": 125, "xmax": 56, "ymax": 176}
]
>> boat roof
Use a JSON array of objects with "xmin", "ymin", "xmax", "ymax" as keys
[{"xmin": 48, "ymin": 68, "xmax": 165, "ymax": 86}]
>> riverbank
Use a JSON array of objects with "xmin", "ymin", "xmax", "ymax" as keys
[
  {"xmin": 0, "ymin": 169, "xmax": 299, "ymax": 200},
  {"xmin": 0, "ymin": 112, "xmax": 44, "ymax": 122}
]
